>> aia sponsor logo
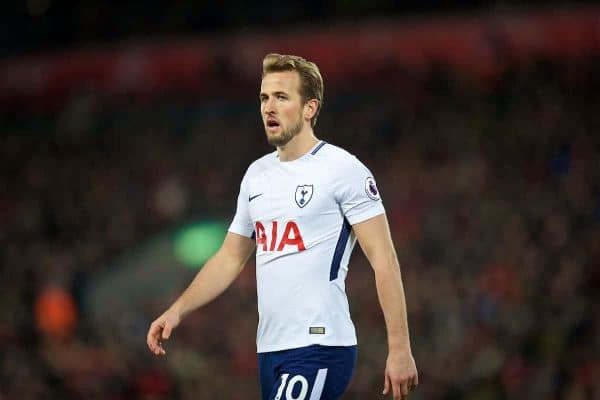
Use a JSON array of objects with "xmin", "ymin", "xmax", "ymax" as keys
[{"xmin": 255, "ymin": 220, "xmax": 306, "ymax": 252}]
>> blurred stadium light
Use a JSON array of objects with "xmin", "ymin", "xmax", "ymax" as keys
[{"xmin": 173, "ymin": 220, "xmax": 228, "ymax": 269}]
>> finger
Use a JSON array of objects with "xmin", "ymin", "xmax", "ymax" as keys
[
  {"xmin": 407, "ymin": 376, "xmax": 414, "ymax": 391},
  {"xmin": 147, "ymin": 323, "xmax": 159, "ymax": 349},
  {"xmin": 392, "ymin": 381, "xmax": 401, "ymax": 400},
  {"xmin": 401, "ymin": 379, "xmax": 409, "ymax": 396},
  {"xmin": 162, "ymin": 322, "xmax": 172, "ymax": 340},
  {"xmin": 410, "ymin": 375, "xmax": 418, "ymax": 390},
  {"xmin": 382, "ymin": 372, "xmax": 390, "ymax": 395},
  {"xmin": 414, "ymin": 373, "xmax": 419, "ymax": 387},
  {"xmin": 147, "ymin": 322, "xmax": 166, "ymax": 355},
  {"xmin": 155, "ymin": 339, "xmax": 165, "ymax": 356}
]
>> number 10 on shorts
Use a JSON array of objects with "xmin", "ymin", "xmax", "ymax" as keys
[{"xmin": 274, "ymin": 369, "xmax": 328, "ymax": 400}]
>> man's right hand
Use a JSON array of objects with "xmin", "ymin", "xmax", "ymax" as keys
[
  {"xmin": 145, "ymin": 234, "xmax": 255, "ymax": 356},
  {"xmin": 146, "ymin": 308, "xmax": 181, "ymax": 356}
]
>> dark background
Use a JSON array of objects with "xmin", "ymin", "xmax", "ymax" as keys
[
  {"xmin": 1, "ymin": 0, "xmax": 599, "ymax": 57},
  {"xmin": 1, "ymin": 1, "xmax": 598, "ymax": 399}
]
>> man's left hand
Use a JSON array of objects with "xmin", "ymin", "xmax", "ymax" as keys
[{"xmin": 382, "ymin": 351, "xmax": 418, "ymax": 399}]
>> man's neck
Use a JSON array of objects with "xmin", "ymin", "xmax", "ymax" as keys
[{"xmin": 277, "ymin": 129, "xmax": 319, "ymax": 162}]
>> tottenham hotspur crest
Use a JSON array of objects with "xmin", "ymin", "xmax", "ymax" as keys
[{"xmin": 295, "ymin": 185, "xmax": 314, "ymax": 208}]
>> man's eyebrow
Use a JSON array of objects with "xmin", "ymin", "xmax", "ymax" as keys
[{"xmin": 260, "ymin": 91, "xmax": 289, "ymax": 98}]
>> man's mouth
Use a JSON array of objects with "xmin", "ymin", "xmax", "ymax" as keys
[{"xmin": 266, "ymin": 119, "xmax": 280, "ymax": 131}]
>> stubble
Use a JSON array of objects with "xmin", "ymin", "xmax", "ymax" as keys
[{"xmin": 266, "ymin": 118, "xmax": 304, "ymax": 147}]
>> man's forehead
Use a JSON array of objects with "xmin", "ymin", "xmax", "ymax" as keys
[{"xmin": 260, "ymin": 71, "xmax": 300, "ymax": 93}]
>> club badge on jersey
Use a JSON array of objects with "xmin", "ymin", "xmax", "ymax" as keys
[{"xmin": 295, "ymin": 185, "xmax": 314, "ymax": 208}]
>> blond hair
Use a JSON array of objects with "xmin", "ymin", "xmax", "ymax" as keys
[{"xmin": 262, "ymin": 53, "xmax": 324, "ymax": 127}]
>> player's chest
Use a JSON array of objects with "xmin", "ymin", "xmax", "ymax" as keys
[{"xmin": 247, "ymin": 167, "xmax": 335, "ymax": 221}]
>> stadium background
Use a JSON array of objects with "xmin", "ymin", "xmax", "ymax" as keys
[{"xmin": 1, "ymin": 1, "xmax": 599, "ymax": 399}]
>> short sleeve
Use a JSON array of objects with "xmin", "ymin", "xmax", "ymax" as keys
[
  {"xmin": 335, "ymin": 156, "xmax": 385, "ymax": 225},
  {"xmin": 228, "ymin": 171, "xmax": 255, "ymax": 238}
]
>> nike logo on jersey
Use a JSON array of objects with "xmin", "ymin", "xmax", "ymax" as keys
[{"xmin": 249, "ymin": 193, "xmax": 264, "ymax": 202}]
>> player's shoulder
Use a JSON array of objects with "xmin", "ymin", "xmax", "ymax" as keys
[
  {"xmin": 245, "ymin": 150, "xmax": 278, "ymax": 177},
  {"xmin": 315, "ymin": 142, "xmax": 367, "ymax": 170}
]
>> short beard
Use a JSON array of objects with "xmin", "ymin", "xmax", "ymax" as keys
[{"xmin": 266, "ymin": 118, "xmax": 303, "ymax": 147}]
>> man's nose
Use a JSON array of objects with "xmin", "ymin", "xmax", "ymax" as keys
[{"xmin": 264, "ymin": 98, "xmax": 276, "ymax": 114}]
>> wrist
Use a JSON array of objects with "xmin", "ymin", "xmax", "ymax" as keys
[
  {"xmin": 169, "ymin": 301, "xmax": 185, "ymax": 320},
  {"xmin": 388, "ymin": 340, "xmax": 412, "ymax": 355}
]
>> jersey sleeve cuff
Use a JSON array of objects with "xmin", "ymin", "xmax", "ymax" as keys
[
  {"xmin": 227, "ymin": 223, "xmax": 255, "ymax": 238},
  {"xmin": 345, "ymin": 203, "xmax": 385, "ymax": 226}
]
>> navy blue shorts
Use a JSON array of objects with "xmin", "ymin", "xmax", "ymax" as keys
[{"xmin": 258, "ymin": 344, "xmax": 357, "ymax": 400}]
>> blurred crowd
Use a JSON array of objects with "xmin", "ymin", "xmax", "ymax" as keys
[
  {"xmin": 6, "ymin": 0, "xmax": 598, "ymax": 58},
  {"xmin": 1, "ymin": 54, "xmax": 599, "ymax": 400}
]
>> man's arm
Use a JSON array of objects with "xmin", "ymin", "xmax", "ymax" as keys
[
  {"xmin": 147, "ymin": 231, "xmax": 255, "ymax": 356},
  {"xmin": 353, "ymin": 214, "xmax": 418, "ymax": 400}
]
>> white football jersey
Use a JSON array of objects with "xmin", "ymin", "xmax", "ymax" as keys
[{"xmin": 228, "ymin": 141, "xmax": 385, "ymax": 353}]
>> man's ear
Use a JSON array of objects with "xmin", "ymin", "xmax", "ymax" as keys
[{"xmin": 304, "ymin": 99, "xmax": 319, "ymax": 121}]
